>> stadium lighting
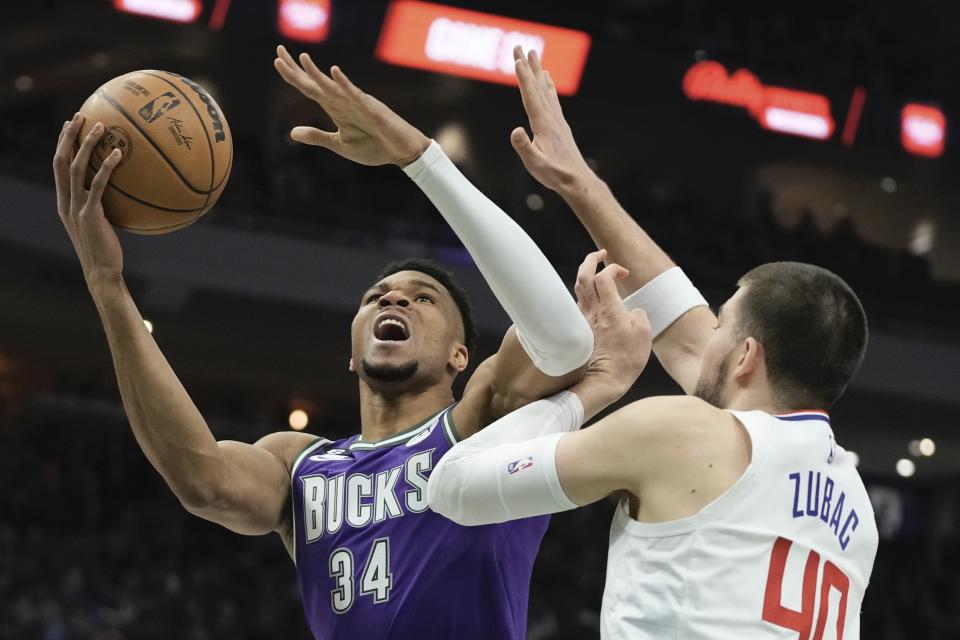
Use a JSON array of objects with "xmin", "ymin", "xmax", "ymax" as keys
[
  {"xmin": 895, "ymin": 458, "xmax": 915, "ymax": 478},
  {"xmin": 143, "ymin": 319, "xmax": 154, "ymax": 334},
  {"xmin": 113, "ymin": 0, "xmax": 203, "ymax": 23},
  {"xmin": 434, "ymin": 122, "xmax": 469, "ymax": 164},
  {"xmin": 14, "ymin": 76, "xmax": 34, "ymax": 92},
  {"xmin": 909, "ymin": 220, "xmax": 936, "ymax": 256},
  {"xmin": 289, "ymin": 409, "xmax": 309, "ymax": 431},
  {"xmin": 278, "ymin": 0, "xmax": 331, "ymax": 43},
  {"xmin": 919, "ymin": 438, "xmax": 936, "ymax": 457},
  {"xmin": 901, "ymin": 104, "xmax": 946, "ymax": 158}
]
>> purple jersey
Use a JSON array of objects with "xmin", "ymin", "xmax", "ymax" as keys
[{"xmin": 291, "ymin": 405, "xmax": 549, "ymax": 639}]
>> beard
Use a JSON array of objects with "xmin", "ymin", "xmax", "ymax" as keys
[
  {"xmin": 361, "ymin": 358, "xmax": 419, "ymax": 387},
  {"xmin": 693, "ymin": 350, "xmax": 733, "ymax": 408}
]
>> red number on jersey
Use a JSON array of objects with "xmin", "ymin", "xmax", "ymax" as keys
[{"xmin": 762, "ymin": 536, "xmax": 850, "ymax": 640}]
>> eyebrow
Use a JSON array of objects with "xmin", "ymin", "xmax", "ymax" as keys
[
  {"xmin": 366, "ymin": 279, "xmax": 443, "ymax": 296},
  {"xmin": 410, "ymin": 279, "xmax": 442, "ymax": 294}
]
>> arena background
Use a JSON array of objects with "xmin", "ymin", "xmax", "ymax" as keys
[{"xmin": 2, "ymin": 1, "xmax": 959, "ymax": 638}]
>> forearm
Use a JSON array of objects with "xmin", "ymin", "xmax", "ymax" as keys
[
  {"xmin": 405, "ymin": 142, "xmax": 592, "ymax": 376},
  {"xmin": 91, "ymin": 279, "xmax": 227, "ymax": 507},
  {"xmin": 558, "ymin": 172, "xmax": 713, "ymax": 393},
  {"xmin": 428, "ymin": 392, "xmax": 585, "ymax": 525},
  {"xmin": 429, "ymin": 370, "xmax": 644, "ymax": 525},
  {"xmin": 557, "ymin": 171, "xmax": 675, "ymax": 297}
]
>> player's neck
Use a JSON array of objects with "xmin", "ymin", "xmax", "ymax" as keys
[
  {"xmin": 357, "ymin": 384, "xmax": 455, "ymax": 443},
  {"xmin": 724, "ymin": 386, "xmax": 790, "ymax": 415}
]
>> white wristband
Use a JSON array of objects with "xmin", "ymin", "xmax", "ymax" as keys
[{"xmin": 622, "ymin": 267, "xmax": 709, "ymax": 337}]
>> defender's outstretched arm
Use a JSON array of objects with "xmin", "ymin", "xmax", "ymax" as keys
[
  {"xmin": 427, "ymin": 265, "xmax": 738, "ymax": 525},
  {"xmin": 274, "ymin": 46, "xmax": 594, "ymax": 435},
  {"xmin": 509, "ymin": 46, "xmax": 715, "ymax": 394},
  {"xmin": 428, "ymin": 262, "xmax": 659, "ymax": 522}
]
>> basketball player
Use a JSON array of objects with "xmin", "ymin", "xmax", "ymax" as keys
[
  {"xmin": 427, "ymin": 47, "xmax": 879, "ymax": 638},
  {"xmin": 49, "ymin": 47, "xmax": 645, "ymax": 638}
]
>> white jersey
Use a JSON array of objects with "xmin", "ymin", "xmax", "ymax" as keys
[{"xmin": 601, "ymin": 410, "xmax": 878, "ymax": 640}]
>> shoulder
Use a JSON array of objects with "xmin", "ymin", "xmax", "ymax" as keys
[
  {"xmin": 604, "ymin": 395, "xmax": 726, "ymax": 436},
  {"xmin": 254, "ymin": 431, "xmax": 328, "ymax": 474},
  {"xmin": 599, "ymin": 396, "xmax": 744, "ymax": 462},
  {"xmin": 594, "ymin": 396, "xmax": 750, "ymax": 497}
]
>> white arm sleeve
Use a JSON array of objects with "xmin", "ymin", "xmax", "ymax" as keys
[
  {"xmin": 427, "ymin": 391, "xmax": 584, "ymax": 525},
  {"xmin": 621, "ymin": 266, "xmax": 709, "ymax": 338},
  {"xmin": 404, "ymin": 141, "xmax": 592, "ymax": 376}
]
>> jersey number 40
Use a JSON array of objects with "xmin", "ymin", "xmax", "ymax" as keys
[
  {"xmin": 762, "ymin": 536, "xmax": 850, "ymax": 639},
  {"xmin": 329, "ymin": 538, "xmax": 393, "ymax": 614}
]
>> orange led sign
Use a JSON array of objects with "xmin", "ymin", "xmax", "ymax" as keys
[
  {"xmin": 376, "ymin": 1, "xmax": 591, "ymax": 95},
  {"xmin": 113, "ymin": 0, "xmax": 202, "ymax": 23},
  {"xmin": 683, "ymin": 61, "xmax": 835, "ymax": 140}
]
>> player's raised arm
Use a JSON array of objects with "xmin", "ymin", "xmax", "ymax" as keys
[
  {"xmin": 274, "ymin": 46, "xmax": 594, "ymax": 435},
  {"xmin": 427, "ymin": 262, "xmax": 743, "ymax": 525},
  {"xmin": 53, "ymin": 115, "xmax": 309, "ymax": 542},
  {"xmin": 428, "ymin": 261, "xmax": 662, "ymax": 522},
  {"xmin": 510, "ymin": 46, "xmax": 715, "ymax": 394},
  {"xmin": 429, "ymin": 394, "xmax": 726, "ymax": 525}
]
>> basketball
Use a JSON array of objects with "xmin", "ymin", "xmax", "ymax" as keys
[{"xmin": 77, "ymin": 70, "xmax": 233, "ymax": 234}]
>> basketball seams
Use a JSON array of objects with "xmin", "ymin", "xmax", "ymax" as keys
[
  {"xmin": 217, "ymin": 141, "xmax": 233, "ymax": 191},
  {"xmin": 105, "ymin": 182, "xmax": 208, "ymax": 213},
  {"xmin": 95, "ymin": 88, "xmax": 212, "ymax": 195},
  {"xmin": 137, "ymin": 71, "xmax": 223, "ymax": 198},
  {"xmin": 112, "ymin": 213, "xmax": 203, "ymax": 234}
]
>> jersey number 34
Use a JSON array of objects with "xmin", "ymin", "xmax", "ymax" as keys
[{"xmin": 329, "ymin": 538, "xmax": 393, "ymax": 614}]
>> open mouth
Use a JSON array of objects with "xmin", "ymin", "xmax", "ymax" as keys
[{"xmin": 373, "ymin": 315, "xmax": 410, "ymax": 342}]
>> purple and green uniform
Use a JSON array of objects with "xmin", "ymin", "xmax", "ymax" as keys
[{"xmin": 291, "ymin": 405, "xmax": 550, "ymax": 639}]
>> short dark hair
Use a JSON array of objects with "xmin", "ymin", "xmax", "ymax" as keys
[
  {"xmin": 736, "ymin": 262, "xmax": 868, "ymax": 409},
  {"xmin": 375, "ymin": 258, "xmax": 479, "ymax": 355}
]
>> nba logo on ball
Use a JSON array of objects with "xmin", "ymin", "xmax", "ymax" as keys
[
  {"xmin": 138, "ymin": 92, "xmax": 181, "ymax": 124},
  {"xmin": 507, "ymin": 457, "xmax": 534, "ymax": 475}
]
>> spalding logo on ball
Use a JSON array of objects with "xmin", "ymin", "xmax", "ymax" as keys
[{"xmin": 78, "ymin": 70, "xmax": 233, "ymax": 235}]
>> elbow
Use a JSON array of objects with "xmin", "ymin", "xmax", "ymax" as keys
[
  {"xmin": 427, "ymin": 461, "xmax": 473, "ymax": 526},
  {"xmin": 426, "ymin": 463, "xmax": 458, "ymax": 521},
  {"xmin": 427, "ymin": 460, "xmax": 499, "ymax": 527},
  {"xmin": 523, "ymin": 319, "xmax": 594, "ymax": 378}
]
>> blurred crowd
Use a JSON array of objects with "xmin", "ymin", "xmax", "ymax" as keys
[
  {"xmin": 224, "ymin": 141, "xmax": 958, "ymax": 340},
  {"xmin": 1, "ymin": 405, "xmax": 958, "ymax": 639}
]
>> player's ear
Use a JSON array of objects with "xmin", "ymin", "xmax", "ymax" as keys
[
  {"xmin": 733, "ymin": 337, "xmax": 763, "ymax": 382},
  {"xmin": 348, "ymin": 357, "xmax": 355, "ymax": 372},
  {"xmin": 448, "ymin": 343, "xmax": 468, "ymax": 374}
]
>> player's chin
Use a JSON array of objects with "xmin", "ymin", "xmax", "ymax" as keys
[
  {"xmin": 360, "ymin": 355, "xmax": 420, "ymax": 385},
  {"xmin": 368, "ymin": 336, "xmax": 416, "ymax": 355}
]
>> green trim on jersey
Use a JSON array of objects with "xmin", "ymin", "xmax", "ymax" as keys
[
  {"xmin": 349, "ymin": 406, "xmax": 451, "ymax": 451},
  {"xmin": 441, "ymin": 409, "xmax": 461, "ymax": 445},
  {"xmin": 290, "ymin": 436, "xmax": 330, "ymax": 566},
  {"xmin": 290, "ymin": 437, "xmax": 331, "ymax": 480}
]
